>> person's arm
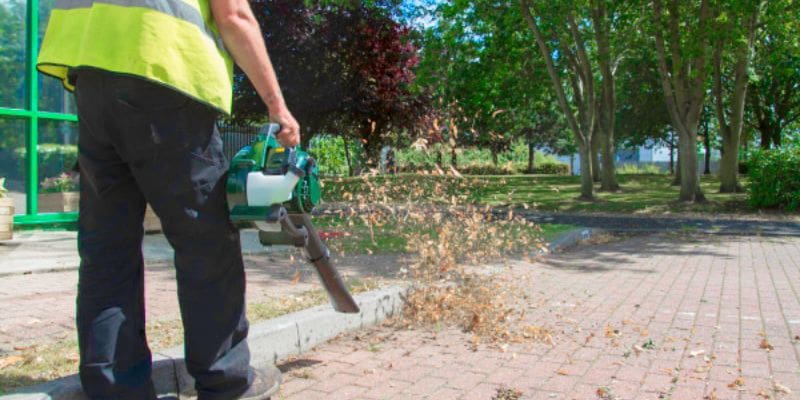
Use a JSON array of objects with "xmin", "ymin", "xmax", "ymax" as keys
[{"xmin": 210, "ymin": 0, "xmax": 300, "ymax": 147}]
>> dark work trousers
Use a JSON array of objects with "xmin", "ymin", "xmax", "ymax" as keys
[{"xmin": 73, "ymin": 68, "xmax": 252, "ymax": 400}]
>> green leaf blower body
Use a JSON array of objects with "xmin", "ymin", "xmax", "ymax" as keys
[{"xmin": 226, "ymin": 126, "xmax": 322, "ymax": 220}]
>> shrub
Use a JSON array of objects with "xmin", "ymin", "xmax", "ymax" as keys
[
  {"xmin": 747, "ymin": 147, "xmax": 800, "ymax": 211},
  {"xmin": 738, "ymin": 161, "xmax": 748, "ymax": 175},
  {"xmin": 531, "ymin": 162, "xmax": 570, "ymax": 175},
  {"xmin": 456, "ymin": 164, "xmax": 517, "ymax": 175},
  {"xmin": 0, "ymin": 178, "xmax": 7, "ymax": 198}
]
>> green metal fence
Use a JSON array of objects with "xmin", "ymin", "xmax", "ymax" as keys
[{"xmin": 1, "ymin": 0, "xmax": 79, "ymax": 226}]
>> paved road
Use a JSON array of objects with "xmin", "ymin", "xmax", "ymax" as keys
[
  {"xmin": 518, "ymin": 212, "xmax": 800, "ymax": 237},
  {"xmin": 275, "ymin": 234, "xmax": 800, "ymax": 400}
]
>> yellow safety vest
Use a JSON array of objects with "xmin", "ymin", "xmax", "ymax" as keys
[{"xmin": 37, "ymin": 0, "xmax": 234, "ymax": 114}]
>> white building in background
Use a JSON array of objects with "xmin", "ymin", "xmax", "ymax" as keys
[{"xmin": 556, "ymin": 144, "xmax": 720, "ymax": 175}]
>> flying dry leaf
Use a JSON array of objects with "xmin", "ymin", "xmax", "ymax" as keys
[
  {"xmin": 448, "ymin": 166, "xmax": 463, "ymax": 178},
  {"xmin": 0, "ymin": 355, "xmax": 24, "ymax": 369},
  {"xmin": 290, "ymin": 270, "xmax": 302, "ymax": 285}
]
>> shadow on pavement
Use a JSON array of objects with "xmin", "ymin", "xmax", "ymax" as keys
[{"xmin": 542, "ymin": 233, "xmax": 731, "ymax": 273}]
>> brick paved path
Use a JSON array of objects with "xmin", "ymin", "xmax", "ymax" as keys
[
  {"xmin": 275, "ymin": 235, "xmax": 800, "ymax": 400},
  {"xmin": 0, "ymin": 253, "xmax": 400, "ymax": 352}
]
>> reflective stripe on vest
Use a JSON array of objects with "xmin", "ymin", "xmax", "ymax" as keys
[
  {"xmin": 37, "ymin": 0, "xmax": 233, "ymax": 113},
  {"xmin": 53, "ymin": 0, "xmax": 226, "ymax": 52}
]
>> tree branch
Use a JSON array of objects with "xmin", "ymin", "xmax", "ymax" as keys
[{"xmin": 519, "ymin": 0, "xmax": 586, "ymax": 143}]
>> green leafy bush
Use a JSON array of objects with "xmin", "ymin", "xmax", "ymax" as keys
[
  {"xmin": 0, "ymin": 178, "xmax": 7, "ymax": 198},
  {"xmin": 307, "ymin": 135, "xmax": 366, "ymax": 176},
  {"xmin": 455, "ymin": 164, "xmax": 517, "ymax": 175},
  {"xmin": 747, "ymin": 147, "xmax": 800, "ymax": 211},
  {"xmin": 738, "ymin": 161, "xmax": 748, "ymax": 175},
  {"xmin": 13, "ymin": 144, "xmax": 78, "ymax": 183},
  {"xmin": 532, "ymin": 162, "xmax": 570, "ymax": 175}
]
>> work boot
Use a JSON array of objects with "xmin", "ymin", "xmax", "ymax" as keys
[{"xmin": 237, "ymin": 365, "xmax": 282, "ymax": 400}]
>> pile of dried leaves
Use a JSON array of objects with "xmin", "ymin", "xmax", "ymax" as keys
[{"xmin": 326, "ymin": 163, "xmax": 548, "ymax": 347}]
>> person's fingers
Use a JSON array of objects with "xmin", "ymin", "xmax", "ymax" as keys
[{"xmin": 277, "ymin": 126, "xmax": 300, "ymax": 147}]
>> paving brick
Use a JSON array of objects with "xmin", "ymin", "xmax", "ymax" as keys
[{"xmin": 7, "ymin": 234, "xmax": 800, "ymax": 399}]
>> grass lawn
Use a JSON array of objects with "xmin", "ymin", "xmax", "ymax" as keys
[
  {"xmin": 315, "ymin": 214, "xmax": 576, "ymax": 255},
  {"xmin": 321, "ymin": 173, "xmax": 784, "ymax": 217}
]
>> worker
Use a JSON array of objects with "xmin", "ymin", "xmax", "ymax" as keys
[{"xmin": 36, "ymin": 0, "xmax": 299, "ymax": 398}]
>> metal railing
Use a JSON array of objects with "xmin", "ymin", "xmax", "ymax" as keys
[{"xmin": 217, "ymin": 122, "xmax": 260, "ymax": 162}]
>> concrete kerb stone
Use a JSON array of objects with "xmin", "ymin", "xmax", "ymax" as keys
[
  {"xmin": 2, "ymin": 285, "xmax": 408, "ymax": 400},
  {"xmin": 546, "ymin": 227, "xmax": 604, "ymax": 253},
  {"xmin": 0, "ymin": 230, "xmax": 290, "ymax": 277}
]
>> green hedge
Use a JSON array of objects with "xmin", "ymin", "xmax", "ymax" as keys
[
  {"xmin": 397, "ymin": 161, "xmax": 569, "ymax": 176},
  {"xmin": 531, "ymin": 162, "xmax": 570, "ymax": 175},
  {"xmin": 747, "ymin": 147, "xmax": 800, "ymax": 211},
  {"xmin": 13, "ymin": 144, "xmax": 78, "ymax": 183}
]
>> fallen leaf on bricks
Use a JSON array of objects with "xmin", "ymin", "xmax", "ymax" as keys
[
  {"xmin": 0, "ymin": 355, "xmax": 24, "ymax": 369},
  {"xmin": 556, "ymin": 369, "xmax": 569, "ymax": 376},
  {"xmin": 727, "ymin": 377, "xmax": 745, "ymax": 389},
  {"xmin": 759, "ymin": 338, "xmax": 774, "ymax": 351},
  {"xmin": 689, "ymin": 349, "xmax": 706, "ymax": 358},
  {"xmin": 756, "ymin": 389, "xmax": 770, "ymax": 398},
  {"xmin": 596, "ymin": 386, "xmax": 615, "ymax": 399},
  {"xmin": 704, "ymin": 388, "xmax": 718, "ymax": 400},
  {"xmin": 492, "ymin": 387, "xmax": 523, "ymax": 400},
  {"xmin": 774, "ymin": 382, "xmax": 792, "ymax": 394}
]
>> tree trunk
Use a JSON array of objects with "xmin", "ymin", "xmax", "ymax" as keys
[
  {"xmin": 652, "ymin": 0, "xmax": 711, "ymax": 202},
  {"xmin": 668, "ymin": 137, "xmax": 675, "ymax": 175},
  {"xmin": 678, "ymin": 129, "xmax": 705, "ymax": 202},
  {"xmin": 672, "ymin": 151, "xmax": 681, "ymax": 186},
  {"xmin": 491, "ymin": 150, "xmax": 499, "ymax": 167},
  {"xmin": 519, "ymin": 0, "xmax": 594, "ymax": 200},
  {"xmin": 343, "ymin": 136, "xmax": 353, "ymax": 177},
  {"xmin": 578, "ymin": 140, "xmax": 594, "ymax": 200},
  {"xmin": 599, "ymin": 127, "xmax": 619, "ymax": 191},
  {"xmin": 570, "ymin": 154, "xmax": 575, "ymax": 176},
  {"xmin": 591, "ymin": 129, "xmax": 602, "ymax": 182},
  {"xmin": 436, "ymin": 151, "xmax": 443, "ymax": 168},
  {"xmin": 718, "ymin": 132, "xmax": 743, "ymax": 192},
  {"xmin": 759, "ymin": 128, "xmax": 771, "ymax": 149},
  {"xmin": 713, "ymin": 4, "xmax": 758, "ymax": 193},
  {"xmin": 451, "ymin": 146, "xmax": 458, "ymax": 168},
  {"xmin": 527, "ymin": 141, "xmax": 535, "ymax": 173},
  {"xmin": 703, "ymin": 126, "xmax": 711, "ymax": 175}
]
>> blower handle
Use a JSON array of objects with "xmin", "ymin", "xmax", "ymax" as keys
[{"xmin": 262, "ymin": 123, "xmax": 299, "ymax": 170}]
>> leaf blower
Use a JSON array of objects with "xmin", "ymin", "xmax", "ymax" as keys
[{"xmin": 227, "ymin": 123, "xmax": 359, "ymax": 313}]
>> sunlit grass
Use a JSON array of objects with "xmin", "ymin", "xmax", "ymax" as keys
[{"xmin": 323, "ymin": 174, "xmax": 760, "ymax": 216}]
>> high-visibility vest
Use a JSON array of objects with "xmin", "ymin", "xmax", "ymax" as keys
[{"xmin": 37, "ymin": 0, "xmax": 234, "ymax": 114}]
